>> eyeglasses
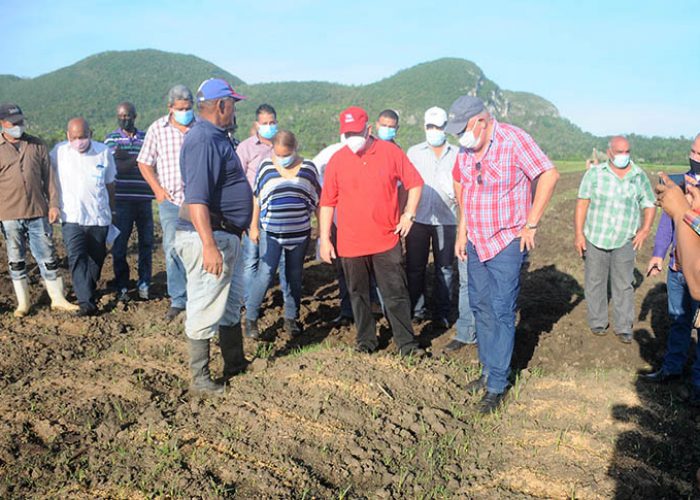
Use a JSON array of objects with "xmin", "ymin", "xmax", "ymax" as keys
[{"xmin": 475, "ymin": 161, "xmax": 482, "ymax": 185}]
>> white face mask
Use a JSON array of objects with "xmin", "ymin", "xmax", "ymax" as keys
[
  {"xmin": 341, "ymin": 132, "xmax": 368, "ymax": 154},
  {"xmin": 3, "ymin": 125, "xmax": 24, "ymax": 139},
  {"xmin": 426, "ymin": 129, "xmax": 447, "ymax": 147},
  {"xmin": 612, "ymin": 154, "xmax": 630, "ymax": 168},
  {"xmin": 459, "ymin": 127, "xmax": 480, "ymax": 149}
]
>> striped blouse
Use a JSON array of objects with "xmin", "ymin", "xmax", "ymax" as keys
[{"xmin": 254, "ymin": 159, "xmax": 321, "ymax": 246}]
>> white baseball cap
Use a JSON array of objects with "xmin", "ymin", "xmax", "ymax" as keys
[{"xmin": 424, "ymin": 106, "xmax": 448, "ymax": 127}]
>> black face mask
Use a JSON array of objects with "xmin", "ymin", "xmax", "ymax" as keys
[
  {"xmin": 118, "ymin": 118, "xmax": 135, "ymax": 132},
  {"xmin": 690, "ymin": 157, "xmax": 700, "ymax": 175}
]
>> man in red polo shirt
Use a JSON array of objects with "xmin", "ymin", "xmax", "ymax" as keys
[{"xmin": 319, "ymin": 106, "xmax": 425, "ymax": 357}]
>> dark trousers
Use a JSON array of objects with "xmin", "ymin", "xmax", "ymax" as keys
[
  {"xmin": 341, "ymin": 243, "xmax": 417, "ymax": 352},
  {"xmin": 112, "ymin": 200, "xmax": 154, "ymax": 290},
  {"xmin": 62, "ymin": 223, "xmax": 108, "ymax": 308}
]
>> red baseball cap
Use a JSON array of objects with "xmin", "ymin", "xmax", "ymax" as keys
[{"xmin": 339, "ymin": 106, "xmax": 368, "ymax": 134}]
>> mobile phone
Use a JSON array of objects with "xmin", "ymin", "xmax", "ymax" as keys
[{"xmin": 659, "ymin": 173, "xmax": 686, "ymax": 191}]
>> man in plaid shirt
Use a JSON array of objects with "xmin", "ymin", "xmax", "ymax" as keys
[
  {"xmin": 575, "ymin": 136, "xmax": 655, "ymax": 344},
  {"xmin": 449, "ymin": 96, "xmax": 559, "ymax": 414},
  {"xmin": 137, "ymin": 85, "xmax": 196, "ymax": 321}
]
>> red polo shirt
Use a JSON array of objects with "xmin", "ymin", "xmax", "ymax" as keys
[{"xmin": 320, "ymin": 138, "xmax": 424, "ymax": 257}]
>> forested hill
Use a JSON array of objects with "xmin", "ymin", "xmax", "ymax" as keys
[{"xmin": 0, "ymin": 49, "xmax": 688, "ymax": 163}]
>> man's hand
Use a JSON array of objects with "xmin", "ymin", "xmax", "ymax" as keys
[
  {"xmin": 455, "ymin": 231, "xmax": 468, "ymax": 262},
  {"xmin": 48, "ymin": 207, "xmax": 60, "ymax": 224},
  {"xmin": 249, "ymin": 226, "xmax": 260, "ymax": 245},
  {"xmin": 155, "ymin": 186, "xmax": 174, "ymax": 204},
  {"xmin": 394, "ymin": 213, "xmax": 414, "ymax": 237},
  {"xmin": 202, "ymin": 243, "xmax": 223, "ymax": 277},
  {"xmin": 518, "ymin": 226, "xmax": 537, "ymax": 252},
  {"xmin": 646, "ymin": 256, "xmax": 664, "ymax": 277},
  {"xmin": 319, "ymin": 237, "xmax": 336, "ymax": 264},
  {"xmin": 574, "ymin": 232, "xmax": 587, "ymax": 257},
  {"xmin": 632, "ymin": 227, "xmax": 651, "ymax": 251},
  {"xmin": 656, "ymin": 172, "xmax": 689, "ymax": 220}
]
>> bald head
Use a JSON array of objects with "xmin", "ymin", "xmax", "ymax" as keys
[
  {"xmin": 608, "ymin": 135, "xmax": 630, "ymax": 154},
  {"xmin": 117, "ymin": 101, "xmax": 136, "ymax": 116},
  {"xmin": 67, "ymin": 117, "xmax": 90, "ymax": 140}
]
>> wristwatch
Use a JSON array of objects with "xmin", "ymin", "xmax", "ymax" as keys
[
  {"xmin": 404, "ymin": 212, "xmax": 416, "ymax": 222},
  {"xmin": 526, "ymin": 222, "xmax": 538, "ymax": 230}
]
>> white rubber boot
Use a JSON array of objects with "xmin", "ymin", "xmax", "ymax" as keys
[
  {"xmin": 45, "ymin": 277, "xmax": 79, "ymax": 312},
  {"xmin": 12, "ymin": 278, "xmax": 30, "ymax": 318}
]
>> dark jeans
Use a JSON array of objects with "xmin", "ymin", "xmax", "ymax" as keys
[
  {"xmin": 245, "ymin": 231, "xmax": 309, "ymax": 321},
  {"xmin": 112, "ymin": 200, "xmax": 154, "ymax": 290},
  {"xmin": 331, "ymin": 224, "xmax": 353, "ymax": 318},
  {"xmin": 468, "ymin": 239, "xmax": 524, "ymax": 394},
  {"xmin": 405, "ymin": 222, "xmax": 456, "ymax": 321},
  {"xmin": 341, "ymin": 243, "xmax": 417, "ymax": 352},
  {"xmin": 62, "ymin": 223, "xmax": 108, "ymax": 309},
  {"xmin": 662, "ymin": 269, "xmax": 700, "ymax": 386}
]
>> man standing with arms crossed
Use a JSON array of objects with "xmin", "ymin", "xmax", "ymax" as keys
[{"xmin": 449, "ymin": 96, "xmax": 559, "ymax": 413}]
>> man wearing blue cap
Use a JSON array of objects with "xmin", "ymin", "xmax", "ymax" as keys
[
  {"xmin": 448, "ymin": 95, "xmax": 560, "ymax": 413},
  {"xmin": 175, "ymin": 78, "xmax": 252, "ymax": 394}
]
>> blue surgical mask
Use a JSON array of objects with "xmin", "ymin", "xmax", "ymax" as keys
[
  {"xmin": 173, "ymin": 109, "xmax": 194, "ymax": 126},
  {"xmin": 612, "ymin": 154, "xmax": 630, "ymax": 168},
  {"xmin": 377, "ymin": 126, "xmax": 397, "ymax": 141},
  {"xmin": 258, "ymin": 123, "xmax": 278, "ymax": 140},
  {"xmin": 426, "ymin": 129, "xmax": 446, "ymax": 147},
  {"xmin": 277, "ymin": 154, "xmax": 295, "ymax": 168}
]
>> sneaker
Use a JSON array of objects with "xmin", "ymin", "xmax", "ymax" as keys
[
  {"xmin": 466, "ymin": 375, "xmax": 487, "ymax": 395},
  {"xmin": 117, "ymin": 288, "xmax": 130, "ymax": 302},
  {"xmin": 591, "ymin": 327, "xmax": 607, "ymax": 336},
  {"xmin": 616, "ymin": 332, "xmax": 633, "ymax": 344},
  {"xmin": 138, "ymin": 284, "xmax": 149, "ymax": 300},
  {"xmin": 331, "ymin": 314, "xmax": 353, "ymax": 327},
  {"xmin": 444, "ymin": 339, "xmax": 469, "ymax": 353},
  {"xmin": 165, "ymin": 306, "xmax": 185, "ymax": 322},
  {"xmin": 479, "ymin": 391, "xmax": 505, "ymax": 414},
  {"xmin": 284, "ymin": 318, "xmax": 302, "ymax": 337}
]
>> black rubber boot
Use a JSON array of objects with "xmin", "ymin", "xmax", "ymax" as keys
[
  {"xmin": 220, "ymin": 323, "xmax": 247, "ymax": 379},
  {"xmin": 188, "ymin": 338, "xmax": 224, "ymax": 395}
]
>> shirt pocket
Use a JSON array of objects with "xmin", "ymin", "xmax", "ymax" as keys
[{"xmin": 94, "ymin": 164, "xmax": 107, "ymax": 187}]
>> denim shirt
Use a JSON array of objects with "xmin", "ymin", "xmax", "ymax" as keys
[{"xmin": 407, "ymin": 141, "xmax": 458, "ymax": 225}]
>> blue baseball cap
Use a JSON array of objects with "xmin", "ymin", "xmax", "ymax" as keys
[{"xmin": 196, "ymin": 78, "xmax": 246, "ymax": 102}]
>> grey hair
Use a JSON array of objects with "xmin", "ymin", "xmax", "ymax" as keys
[
  {"xmin": 608, "ymin": 135, "xmax": 628, "ymax": 149},
  {"xmin": 167, "ymin": 85, "xmax": 193, "ymax": 106}
]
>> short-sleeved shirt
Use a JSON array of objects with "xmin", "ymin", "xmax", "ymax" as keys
[
  {"xmin": 104, "ymin": 128, "xmax": 154, "ymax": 202},
  {"xmin": 50, "ymin": 141, "xmax": 116, "ymax": 226},
  {"xmin": 452, "ymin": 120, "xmax": 554, "ymax": 262},
  {"xmin": 178, "ymin": 120, "xmax": 253, "ymax": 232},
  {"xmin": 320, "ymin": 138, "xmax": 424, "ymax": 257},
  {"xmin": 311, "ymin": 142, "xmax": 344, "ymax": 187},
  {"xmin": 236, "ymin": 134, "xmax": 273, "ymax": 188},
  {"xmin": 136, "ymin": 115, "xmax": 195, "ymax": 206},
  {"xmin": 577, "ymin": 161, "xmax": 656, "ymax": 250},
  {"xmin": 0, "ymin": 133, "xmax": 59, "ymax": 221},
  {"xmin": 254, "ymin": 159, "xmax": 321, "ymax": 246},
  {"xmin": 407, "ymin": 141, "xmax": 459, "ymax": 225}
]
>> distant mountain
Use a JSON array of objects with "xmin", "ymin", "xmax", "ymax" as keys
[{"xmin": 0, "ymin": 50, "xmax": 688, "ymax": 163}]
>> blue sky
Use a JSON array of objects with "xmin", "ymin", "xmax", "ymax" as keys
[{"xmin": 3, "ymin": 0, "xmax": 698, "ymax": 138}]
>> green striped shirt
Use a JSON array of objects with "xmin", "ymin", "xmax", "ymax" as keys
[{"xmin": 578, "ymin": 161, "xmax": 655, "ymax": 250}]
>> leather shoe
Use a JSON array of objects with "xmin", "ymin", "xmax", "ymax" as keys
[
  {"xmin": 400, "ymin": 346, "xmax": 428, "ymax": 359},
  {"xmin": 245, "ymin": 319, "xmax": 261, "ymax": 340},
  {"xmin": 165, "ymin": 306, "xmax": 185, "ymax": 322},
  {"xmin": 479, "ymin": 391, "xmax": 505, "ymax": 414},
  {"xmin": 639, "ymin": 369, "xmax": 681, "ymax": 384},
  {"xmin": 331, "ymin": 314, "xmax": 353, "ymax": 327},
  {"xmin": 444, "ymin": 339, "xmax": 469, "ymax": 353},
  {"xmin": 466, "ymin": 375, "xmax": 487, "ymax": 395},
  {"xmin": 354, "ymin": 344, "xmax": 375, "ymax": 354}
]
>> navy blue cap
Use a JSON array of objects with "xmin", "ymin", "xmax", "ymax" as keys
[
  {"xmin": 196, "ymin": 78, "xmax": 246, "ymax": 102},
  {"xmin": 445, "ymin": 96, "xmax": 485, "ymax": 135}
]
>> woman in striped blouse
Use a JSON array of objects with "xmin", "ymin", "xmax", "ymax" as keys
[{"xmin": 245, "ymin": 130, "xmax": 321, "ymax": 339}]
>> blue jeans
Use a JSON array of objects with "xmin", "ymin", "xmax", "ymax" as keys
[
  {"xmin": 112, "ymin": 200, "xmax": 154, "ymax": 290},
  {"xmin": 174, "ymin": 230, "xmax": 242, "ymax": 340},
  {"xmin": 62, "ymin": 223, "xmax": 108, "ymax": 309},
  {"xmin": 1, "ymin": 217, "xmax": 59, "ymax": 281},
  {"xmin": 455, "ymin": 256, "xmax": 477, "ymax": 343},
  {"xmin": 158, "ymin": 201, "xmax": 187, "ymax": 308},
  {"xmin": 241, "ymin": 232, "xmax": 293, "ymax": 316},
  {"xmin": 662, "ymin": 269, "xmax": 700, "ymax": 386},
  {"xmin": 406, "ymin": 223, "xmax": 456, "ymax": 321},
  {"xmin": 468, "ymin": 239, "xmax": 524, "ymax": 394},
  {"xmin": 245, "ymin": 231, "xmax": 309, "ymax": 321}
]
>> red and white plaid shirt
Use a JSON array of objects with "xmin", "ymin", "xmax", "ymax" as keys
[
  {"xmin": 452, "ymin": 120, "xmax": 554, "ymax": 262},
  {"xmin": 137, "ymin": 115, "xmax": 194, "ymax": 206}
]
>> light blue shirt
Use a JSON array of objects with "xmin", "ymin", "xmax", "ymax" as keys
[{"xmin": 407, "ymin": 141, "xmax": 458, "ymax": 225}]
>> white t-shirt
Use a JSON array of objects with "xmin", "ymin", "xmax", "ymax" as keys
[
  {"xmin": 50, "ymin": 141, "xmax": 116, "ymax": 226},
  {"xmin": 311, "ymin": 142, "xmax": 344, "ymax": 187}
]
